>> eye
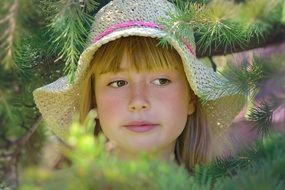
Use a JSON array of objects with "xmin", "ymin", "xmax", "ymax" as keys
[
  {"xmin": 108, "ymin": 80, "xmax": 128, "ymax": 88},
  {"xmin": 152, "ymin": 78, "xmax": 171, "ymax": 86}
]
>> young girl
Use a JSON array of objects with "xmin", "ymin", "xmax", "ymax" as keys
[{"xmin": 33, "ymin": 0, "xmax": 244, "ymax": 171}]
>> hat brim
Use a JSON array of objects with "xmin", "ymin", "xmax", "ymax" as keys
[{"xmin": 33, "ymin": 27, "xmax": 245, "ymax": 142}]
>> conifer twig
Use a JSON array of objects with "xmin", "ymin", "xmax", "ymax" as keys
[
  {"xmin": 46, "ymin": 0, "xmax": 98, "ymax": 82},
  {"xmin": 162, "ymin": 0, "xmax": 285, "ymax": 57},
  {"xmin": 0, "ymin": 0, "xmax": 19, "ymax": 70},
  {"xmin": 197, "ymin": 26, "xmax": 285, "ymax": 57}
]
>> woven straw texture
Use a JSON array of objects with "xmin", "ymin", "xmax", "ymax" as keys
[{"xmin": 33, "ymin": 0, "xmax": 244, "ymax": 141}]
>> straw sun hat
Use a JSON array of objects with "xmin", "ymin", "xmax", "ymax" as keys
[{"xmin": 33, "ymin": 0, "xmax": 245, "ymax": 142}]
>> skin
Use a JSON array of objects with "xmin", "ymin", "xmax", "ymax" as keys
[{"xmin": 95, "ymin": 52, "xmax": 195, "ymax": 161}]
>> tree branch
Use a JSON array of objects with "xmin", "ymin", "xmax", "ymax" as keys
[
  {"xmin": 0, "ymin": 117, "xmax": 42, "ymax": 149},
  {"xmin": 0, "ymin": 116, "xmax": 42, "ymax": 187},
  {"xmin": 197, "ymin": 25, "xmax": 285, "ymax": 58},
  {"xmin": 14, "ymin": 116, "xmax": 43, "ymax": 147}
]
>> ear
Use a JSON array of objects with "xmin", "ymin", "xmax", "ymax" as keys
[{"xmin": 187, "ymin": 100, "xmax": 196, "ymax": 115}]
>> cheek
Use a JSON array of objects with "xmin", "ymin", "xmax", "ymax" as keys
[
  {"xmin": 156, "ymin": 85, "xmax": 190, "ymax": 113},
  {"xmin": 95, "ymin": 90, "xmax": 126, "ymax": 119},
  {"xmin": 156, "ymin": 85, "xmax": 190, "ymax": 128},
  {"xmin": 96, "ymin": 95, "xmax": 120, "ymax": 132},
  {"xmin": 161, "ymin": 97, "xmax": 189, "ymax": 125}
]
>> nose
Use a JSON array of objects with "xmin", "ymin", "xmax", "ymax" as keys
[{"xmin": 128, "ymin": 83, "xmax": 150, "ymax": 112}]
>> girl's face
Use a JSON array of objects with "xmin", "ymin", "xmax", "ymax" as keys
[{"xmin": 94, "ymin": 52, "xmax": 195, "ymax": 160}]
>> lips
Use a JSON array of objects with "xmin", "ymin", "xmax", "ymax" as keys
[{"xmin": 123, "ymin": 121, "xmax": 159, "ymax": 133}]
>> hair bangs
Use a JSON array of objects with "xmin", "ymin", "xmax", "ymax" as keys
[{"xmin": 91, "ymin": 36, "xmax": 183, "ymax": 75}]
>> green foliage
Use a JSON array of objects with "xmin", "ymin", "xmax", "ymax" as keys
[
  {"xmin": 43, "ymin": 0, "xmax": 98, "ymax": 82},
  {"xmin": 247, "ymin": 101, "xmax": 274, "ymax": 136},
  {"xmin": 20, "ymin": 112, "xmax": 197, "ymax": 190},
  {"xmin": 161, "ymin": 0, "xmax": 285, "ymax": 56},
  {"xmin": 213, "ymin": 134, "xmax": 285, "ymax": 190},
  {"xmin": 0, "ymin": 0, "xmax": 284, "ymax": 188},
  {"xmin": 20, "ymin": 113, "xmax": 285, "ymax": 189},
  {"xmin": 195, "ymin": 57, "xmax": 267, "ymax": 101},
  {"xmin": 195, "ymin": 0, "xmax": 247, "ymax": 54},
  {"xmin": 20, "ymin": 123, "xmax": 48, "ymax": 167},
  {"xmin": 243, "ymin": 56, "xmax": 284, "ymax": 136},
  {"xmin": 0, "ymin": 0, "xmax": 20, "ymax": 70},
  {"xmin": 194, "ymin": 133, "xmax": 285, "ymax": 190},
  {"xmin": 282, "ymin": 0, "xmax": 285, "ymax": 23},
  {"xmin": 0, "ymin": 33, "xmax": 61, "ymax": 141},
  {"xmin": 0, "ymin": 0, "xmax": 61, "ymax": 137},
  {"xmin": 0, "ymin": 2, "xmax": 67, "ymax": 185},
  {"xmin": 220, "ymin": 58, "xmax": 266, "ymax": 98},
  {"xmin": 238, "ymin": 0, "xmax": 282, "ymax": 41}
]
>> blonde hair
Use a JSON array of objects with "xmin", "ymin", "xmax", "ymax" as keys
[{"xmin": 79, "ymin": 36, "xmax": 211, "ymax": 171}]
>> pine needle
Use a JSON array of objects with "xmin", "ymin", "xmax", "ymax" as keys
[
  {"xmin": 247, "ymin": 101, "xmax": 275, "ymax": 136},
  {"xmin": 0, "ymin": 0, "xmax": 19, "ymax": 70},
  {"xmin": 237, "ymin": 0, "xmax": 283, "ymax": 42},
  {"xmin": 44, "ymin": 0, "xmax": 98, "ymax": 83},
  {"xmin": 161, "ymin": 0, "xmax": 285, "ymax": 56},
  {"xmin": 219, "ymin": 58, "xmax": 267, "ymax": 98}
]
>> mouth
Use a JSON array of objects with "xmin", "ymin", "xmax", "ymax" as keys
[{"xmin": 123, "ymin": 121, "xmax": 159, "ymax": 133}]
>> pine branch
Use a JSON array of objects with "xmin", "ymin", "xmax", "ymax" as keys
[
  {"xmin": 197, "ymin": 25, "xmax": 285, "ymax": 57},
  {"xmin": 246, "ymin": 76, "xmax": 285, "ymax": 137},
  {"xmin": 247, "ymin": 101, "xmax": 274, "ymax": 136},
  {"xmin": 0, "ymin": 0, "xmax": 19, "ymax": 70},
  {"xmin": 214, "ymin": 134, "xmax": 285, "ymax": 190},
  {"xmin": 194, "ymin": 156, "xmax": 252, "ymax": 185},
  {"xmin": 223, "ymin": 58, "xmax": 267, "ymax": 97},
  {"xmin": 196, "ymin": 57, "xmax": 266, "ymax": 101},
  {"xmin": 45, "ymin": 0, "xmax": 98, "ymax": 82},
  {"xmin": 194, "ymin": 133, "xmax": 285, "ymax": 189},
  {"xmin": 161, "ymin": 0, "xmax": 285, "ymax": 57}
]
